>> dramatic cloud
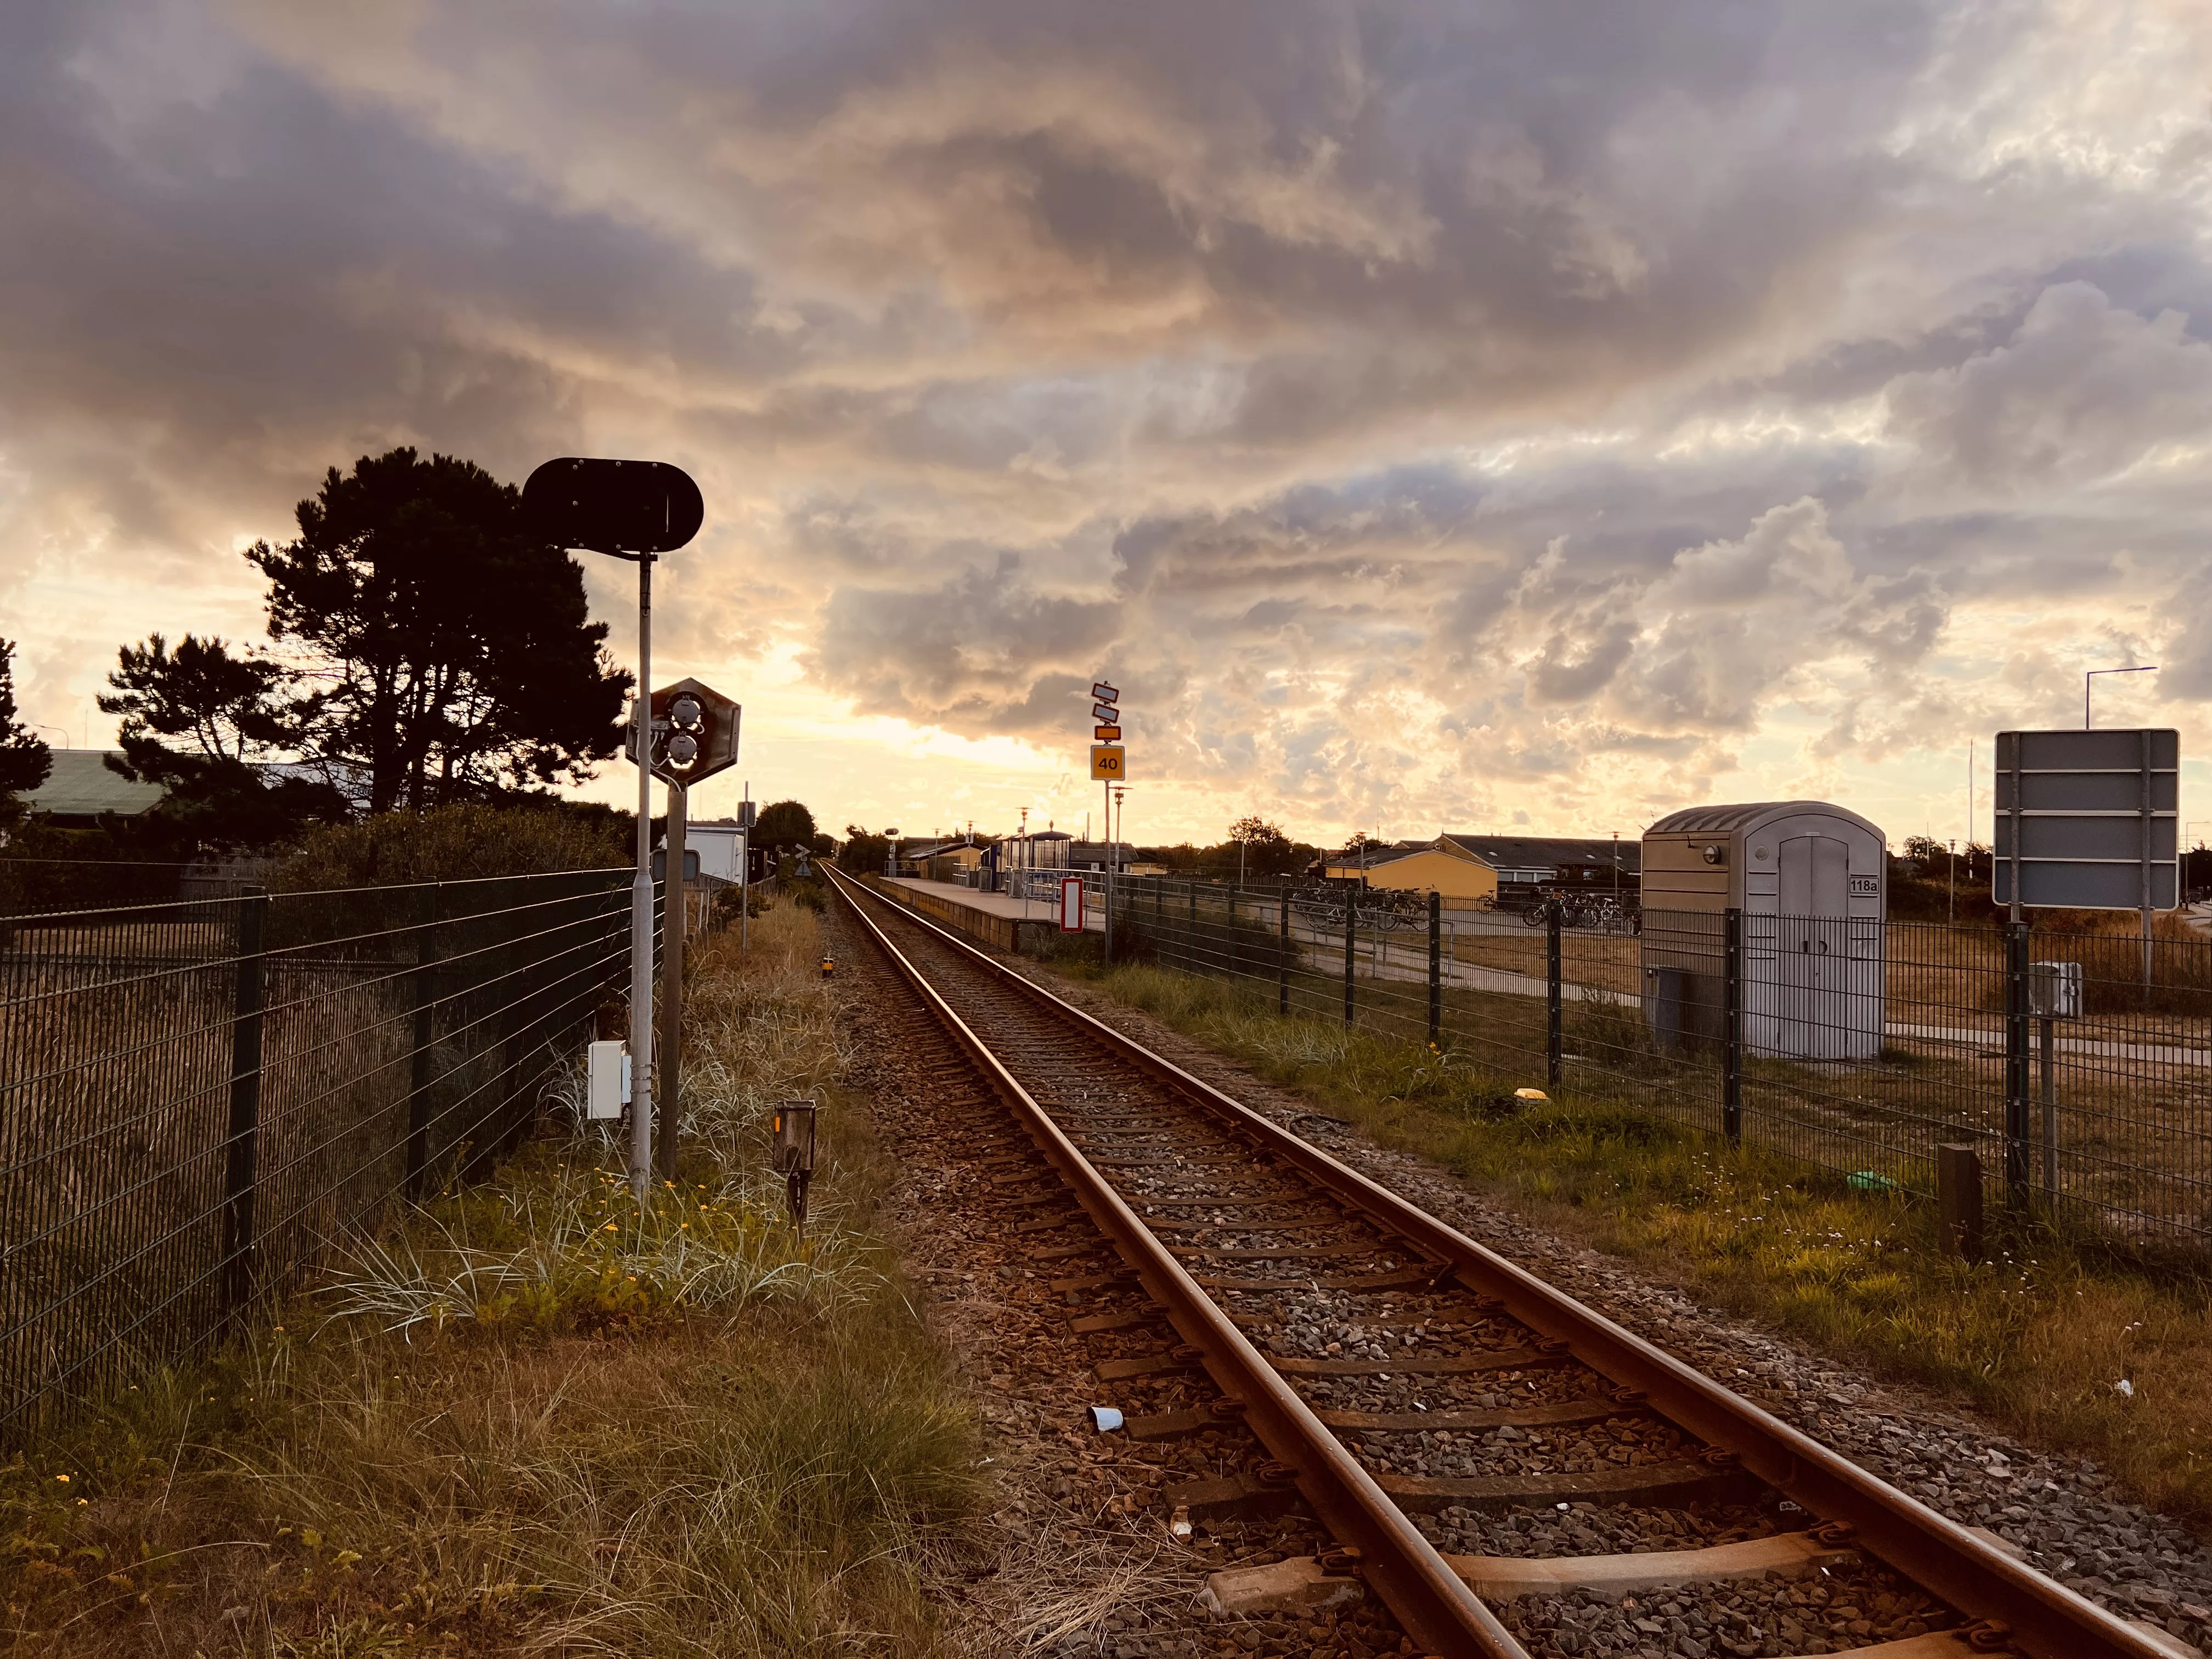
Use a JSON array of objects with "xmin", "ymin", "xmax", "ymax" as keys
[{"xmin": 4, "ymin": 0, "xmax": 2211, "ymax": 840}]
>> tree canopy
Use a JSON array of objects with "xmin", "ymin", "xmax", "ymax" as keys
[
  {"xmin": 0, "ymin": 639, "xmax": 53, "ymax": 830},
  {"xmin": 98, "ymin": 633, "xmax": 348, "ymax": 851},
  {"xmin": 251, "ymin": 447, "xmax": 633, "ymax": 814},
  {"xmin": 753, "ymin": 799, "xmax": 816, "ymax": 849},
  {"xmin": 97, "ymin": 449, "xmax": 635, "ymax": 849},
  {"xmin": 1225, "ymin": 814, "xmax": 1302, "ymax": 875}
]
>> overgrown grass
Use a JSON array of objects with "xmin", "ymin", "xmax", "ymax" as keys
[
  {"xmin": 2, "ymin": 902, "xmax": 987, "ymax": 1657},
  {"xmin": 1057, "ymin": 961, "xmax": 2212, "ymax": 1527}
]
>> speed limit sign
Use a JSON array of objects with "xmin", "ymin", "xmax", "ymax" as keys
[{"xmin": 1090, "ymin": 744, "xmax": 1126, "ymax": 781}]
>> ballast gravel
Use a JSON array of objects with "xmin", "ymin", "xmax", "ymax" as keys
[
  {"xmin": 1011, "ymin": 955, "xmax": 2212, "ymax": 1656},
  {"xmin": 825, "ymin": 906, "xmax": 1423, "ymax": 1658}
]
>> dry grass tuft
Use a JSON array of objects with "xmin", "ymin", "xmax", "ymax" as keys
[{"xmin": 2, "ymin": 901, "xmax": 990, "ymax": 1658}]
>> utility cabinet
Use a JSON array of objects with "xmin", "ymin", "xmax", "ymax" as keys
[{"xmin": 1642, "ymin": 801, "xmax": 1887, "ymax": 1061}]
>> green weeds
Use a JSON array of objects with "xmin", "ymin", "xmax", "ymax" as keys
[{"xmin": 1057, "ymin": 960, "xmax": 2212, "ymax": 1526}]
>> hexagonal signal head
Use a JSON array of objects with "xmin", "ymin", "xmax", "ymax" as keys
[{"xmin": 630, "ymin": 676, "xmax": 740, "ymax": 787}]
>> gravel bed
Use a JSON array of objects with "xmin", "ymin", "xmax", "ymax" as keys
[
  {"xmin": 827, "ymin": 905, "xmax": 1418, "ymax": 1656},
  {"xmin": 1498, "ymin": 1559, "xmax": 1956, "ymax": 1656},
  {"xmin": 1017, "ymin": 958, "xmax": 2212, "ymax": 1654},
  {"xmin": 1346, "ymin": 1414, "xmax": 1688, "ymax": 1480}
]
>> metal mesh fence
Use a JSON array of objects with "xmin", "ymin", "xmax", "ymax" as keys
[
  {"xmin": 0, "ymin": 868, "xmax": 636, "ymax": 1436},
  {"xmin": 1099, "ymin": 876, "xmax": 2212, "ymax": 1246}
]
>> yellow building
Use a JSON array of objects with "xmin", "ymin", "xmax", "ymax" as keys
[
  {"xmin": 916, "ymin": 840, "xmax": 987, "ymax": 882},
  {"xmin": 1322, "ymin": 837, "xmax": 1498, "ymax": 908}
]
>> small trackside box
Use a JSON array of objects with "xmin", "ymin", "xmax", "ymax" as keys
[{"xmin": 587, "ymin": 1040, "xmax": 629, "ymax": 1120}]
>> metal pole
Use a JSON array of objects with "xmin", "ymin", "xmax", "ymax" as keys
[
  {"xmin": 2040, "ymin": 1014, "xmax": 2057, "ymax": 1196},
  {"xmin": 1545, "ymin": 899, "xmax": 1561, "ymax": 1088},
  {"xmin": 1103, "ymin": 778, "xmax": 1113, "ymax": 964},
  {"xmin": 2141, "ymin": 726, "xmax": 2154, "ymax": 1000},
  {"xmin": 1427, "ymin": 890, "xmax": 1441, "ymax": 1046},
  {"xmin": 1279, "ymin": 880, "xmax": 1291, "ymax": 1015},
  {"xmin": 2004, "ymin": 921, "xmax": 2031, "ymax": 1199},
  {"xmin": 1342, "ymin": 888, "xmax": 1355, "ymax": 1028},
  {"xmin": 221, "ymin": 887, "xmax": 269, "ymax": 1319},
  {"xmin": 405, "ymin": 883, "xmax": 439, "ymax": 1201},
  {"xmin": 2006, "ymin": 731, "xmax": 2022, "ymax": 927},
  {"xmin": 1723, "ymin": 907, "xmax": 1744, "ymax": 1143},
  {"xmin": 656, "ymin": 783, "xmax": 687, "ymax": 1183},
  {"xmin": 740, "ymin": 782, "xmax": 750, "ymax": 949},
  {"xmin": 630, "ymin": 556, "xmax": 655, "ymax": 1201}
]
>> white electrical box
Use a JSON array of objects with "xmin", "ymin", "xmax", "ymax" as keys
[
  {"xmin": 2029, "ymin": 961, "xmax": 2084, "ymax": 1020},
  {"xmin": 587, "ymin": 1040, "xmax": 630, "ymax": 1120}
]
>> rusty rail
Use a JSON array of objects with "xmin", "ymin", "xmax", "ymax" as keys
[{"xmin": 825, "ymin": 862, "xmax": 2169, "ymax": 1659}]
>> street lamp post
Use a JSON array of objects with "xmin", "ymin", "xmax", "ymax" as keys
[{"xmin": 2086, "ymin": 664, "xmax": 2158, "ymax": 728}]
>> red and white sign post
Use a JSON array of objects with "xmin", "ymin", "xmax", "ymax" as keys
[{"xmin": 1059, "ymin": 874, "xmax": 1086, "ymax": 933}]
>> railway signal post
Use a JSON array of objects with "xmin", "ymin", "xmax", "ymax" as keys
[
  {"xmin": 522, "ymin": 456, "xmax": 704, "ymax": 1200},
  {"xmin": 638, "ymin": 678, "xmax": 741, "ymax": 1182}
]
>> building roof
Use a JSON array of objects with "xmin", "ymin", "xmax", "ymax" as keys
[
  {"xmin": 1644, "ymin": 801, "xmax": 1879, "ymax": 839},
  {"xmin": 1325, "ymin": 846, "xmax": 1424, "ymax": 870},
  {"xmin": 1441, "ymin": 833, "xmax": 1641, "ymax": 873},
  {"xmin": 19, "ymin": 750, "xmax": 167, "ymax": 818}
]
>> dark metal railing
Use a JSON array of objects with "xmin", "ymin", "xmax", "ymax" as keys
[
  {"xmin": 1098, "ymin": 877, "xmax": 2212, "ymax": 1248},
  {"xmin": 0, "ymin": 867, "xmax": 636, "ymax": 1437}
]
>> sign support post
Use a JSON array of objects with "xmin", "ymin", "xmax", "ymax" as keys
[
  {"xmin": 657, "ymin": 781, "xmax": 687, "ymax": 1182},
  {"xmin": 1103, "ymin": 776, "xmax": 1113, "ymax": 962},
  {"xmin": 522, "ymin": 455, "xmax": 706, "ymax": 1206},
  {"xmin": 2142, "ymin": 727, "xmax": 2155, "ymax": 996},
  {"xmin": 630, "ymin": 555, "xmax": 656, "ymax": 1200}
]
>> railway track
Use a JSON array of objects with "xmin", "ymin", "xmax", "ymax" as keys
[{"xmin": 825, "ymin": 864, "xmax": 2172, "ymax": 1659}]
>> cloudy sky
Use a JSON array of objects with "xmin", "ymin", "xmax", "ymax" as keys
[{"xmin": 5, "ymin": 0, "xmax": 2211, "ymax": 849}]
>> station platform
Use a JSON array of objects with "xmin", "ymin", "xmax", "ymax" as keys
[{"xmin": 871, "ymin": 875, "xmax": 1097, "ymax": 953}]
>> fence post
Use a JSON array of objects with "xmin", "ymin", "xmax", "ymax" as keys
[
  {"xmin": 1545, "ymin": 900, "xmax": 1562, "ymax": 1088},
  {"xmin": 2004, "ymin": 919, "xmax": 2032, "ymax": 1199},
  {"xmin": 1278, "ymin": 885, "xmax": 1291, "ymax": 1016},
  {"xmin": 1937, "ymin": 1142, "xmax": 1984, "ymax": 1262},
  {"xmin": 1427, "ymin": 891, "xmax": 1442, "ymax": 1046},
  {"xmin": 1342, "ymin": 890, "xmax": 1356, "ymax": 1028},
  {"xmin": 220, "ymin": 887, "xmax": 269, "ymax": 1319},
  {"xmin": 405, "ymin": 884, "xmax": 440, "ymax": 1200},
  {"xmin": 1719, "ymin": 907, "xmax": 1745, "ymax": 1142}
]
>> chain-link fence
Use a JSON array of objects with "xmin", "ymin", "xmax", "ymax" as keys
[
  {"xmin": 0, "ymin": 868, "xmax": 636, "ymax": 1437},
  {"xmin": 1088, "ymin": 876, "xmax": 2212, "ymax": 1246}
]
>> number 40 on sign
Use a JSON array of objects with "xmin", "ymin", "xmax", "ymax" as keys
[{"xmin": 1090, "ymin": 744, "xmax": 1126, "ymax": 781}]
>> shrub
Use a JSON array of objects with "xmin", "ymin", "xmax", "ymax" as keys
[{"xmin": 275, "ymin": 800, "xmax": 630, "ymax": 889}]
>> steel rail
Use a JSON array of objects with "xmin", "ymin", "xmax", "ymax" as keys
[
  {"xmin": 827, "ymin": 862, "xmax": 1525, "ymax": 1657},
  {"xmin": 833, "ymin": 865, "xmax": 2171, "ymax": 1659}
]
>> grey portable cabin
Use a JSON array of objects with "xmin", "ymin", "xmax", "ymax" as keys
[{"xmin": 1641, "ymin": 801, "xmax": 1887, "ymax": 1062}]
